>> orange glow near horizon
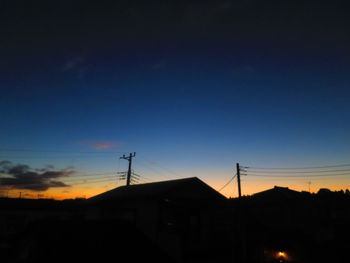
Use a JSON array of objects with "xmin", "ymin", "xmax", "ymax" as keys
[
  {"xmin": 2, "ymin": 170, "xmax": 349, "ymax": 200},
  {"xmin": 2, "ymin": 181, "xmax": 117, "ymax": 200}
]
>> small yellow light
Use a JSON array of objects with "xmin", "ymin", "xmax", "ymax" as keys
[{"xmin": 278, "ymin": 251, "xmax": 285, "ymax": 257}]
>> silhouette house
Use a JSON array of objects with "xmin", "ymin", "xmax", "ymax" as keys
[{"xmin": 88, "ymin": 177, "xmax": 226, "ymax": 262}]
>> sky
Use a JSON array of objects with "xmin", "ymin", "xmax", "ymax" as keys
[{"xmin": 0, "ymin": 0, "xmax": 350, "ymax": 199}]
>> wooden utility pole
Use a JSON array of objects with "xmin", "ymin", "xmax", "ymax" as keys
[
  {"xmin": 236, "ymin": 163, "xmax": 242, "ymax": 198},
  {"xmin": 120, "ymin": 152, "xmax": 136, "ymax": 186}
]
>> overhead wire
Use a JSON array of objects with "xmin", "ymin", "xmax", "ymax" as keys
[
  {"xmin": 63, "ymin": 175, "xmax": 116, "ymax": 182},
  {"xmin": 69, "ymin": 177, "xmax": 117, "ymax": 185},
  {"xmin": 243, "ymin": 163, "xmax": 350, "ymax": 170},
  {"xmin": 245, "ymin": 172, "xmax": 350, "ymax": 178},
  {"xmin": 241, "ymin": 163, "xmax": 350, "ymax": 182},
  {"xmin": 71, "ymin": 171, "xmax": 116, "ymax": 176},
  {"xmin": 134, "ymin": 159, "xmax": 174, "ymax": 180},
  {"xmin": 0, "ymin": 148, "xmax": 180, "ymax": 184},
  {"xmin": 0, "ymin": 155, "xmax": 118, "ymax": 160},
  {"xmin": 244, "ymin": 168, "xmax": 350, "ymax": 174},
  {"xmin": 137, "ymin": 155, "xmax": 181, "ymax": 178},
  {"xmin": 0, "ymin": 148, "xmax": 127, "ymax": 154},
  {"xmin": 218, "ymin": 173, "xmax": 237, "ymax": 192}
]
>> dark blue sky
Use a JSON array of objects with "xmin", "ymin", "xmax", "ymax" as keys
[{"xmin": 1, "ymin": 0, "xmax": 350, "ymax": 197}]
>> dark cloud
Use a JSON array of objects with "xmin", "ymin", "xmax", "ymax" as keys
[{"xmin": 0, "ymin": 161, "xmax": 73, "ymax": 191}]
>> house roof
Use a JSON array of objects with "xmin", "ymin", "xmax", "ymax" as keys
[
  {"xmin": 252, "ymin": 186, "xmax": 303, "ymax": 201},
  {"xmin": 89, "ymin": 177, "xmax": 225, "ymax": 202}
]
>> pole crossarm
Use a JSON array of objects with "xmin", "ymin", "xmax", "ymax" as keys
[{"xmin": 120, "ymin": 152, "xmax": 136, "ymax": 186}]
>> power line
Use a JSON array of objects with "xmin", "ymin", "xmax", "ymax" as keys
[
  {"xmin": 0, "ymin": 176, "xmax": 117, "ymax": 188},
  {"xmin": 130, "ymin": 171, "xmax": 155, "ymax": 184},
  {"xmin": 242, "ymin": 163, "xmax": 350, "ymax": 179},
  {"xmin": 0, "ymin": 171, "xmax": 117, "ymax": 181},
  {"xmin": 0, "ymin": 155, "xmax": 118, "ymax": 160},
  {"xmin": 138, "ymin": 177, "xmax": 153, "ymax": 183},
  {"xmin": 244, "ymin": 169, "xmax": 350, "ymax": 174},
  {"xmin": 134, "ymin": 160, "xmax": 174, "ymax": 180},
  {"xmin": 138, "ymin": 175, "xmax": 154, "ymax": 182},
  {"xmin": 0, "ymin": 148, "xmax": 127, "ymax": 154},
  {"xmin": 67, "ymin": 172, "xmax": 116, "ymax": 178},
  {"xmin": 63, "ymin": 175, "xmax": 116, "ymax": 182},
  {"xmin": 137, "ymin": 155, "xmax": 181, "ymax": 178},
  {"xmin": 244, "ymin": 163, "xmax": 350, "ymax": 170},
  {"xmin": 245, "ymin": 172, "xmax": 350, "ymax": 178},
  {"xmin": 69, "ymin": 177, "xmax": 117, "ymax": 185},
  {"xmin": 218, "ymin": 173, "xmax": 237, "ymax": 192}
]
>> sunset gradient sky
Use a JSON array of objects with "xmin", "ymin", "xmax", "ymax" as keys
[{"xmin": 1, "ymin": 0, "xmax": 349, "ymax": 199}]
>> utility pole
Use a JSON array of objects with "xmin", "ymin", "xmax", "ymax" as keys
[
  {"xmin": 236, "ymin": 163, "xmax": 242, "ymax": 198},
  {"xmin": 120, "ymin": 152, "xmax": 136, "ymax": 186},
  {"xmin": 236, "ymin": 163, "xmax": 245, "ymax": 262}
]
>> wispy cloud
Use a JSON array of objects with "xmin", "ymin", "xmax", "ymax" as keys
[
  {"xmin": 81, "ymin": 140, "xmax": 118, "ymax": 150},
  {"xmin": 0, "ymin": 161, "xmax": 73, "ymax": 191},
  {"xmin": 92, "ymin": 142, "xmax": 116, "ymax": 150}
]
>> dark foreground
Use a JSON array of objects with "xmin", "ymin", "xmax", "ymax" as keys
[{"xmin": 1, "ymin": 183, "xmax": 349, "ymax": 263}]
